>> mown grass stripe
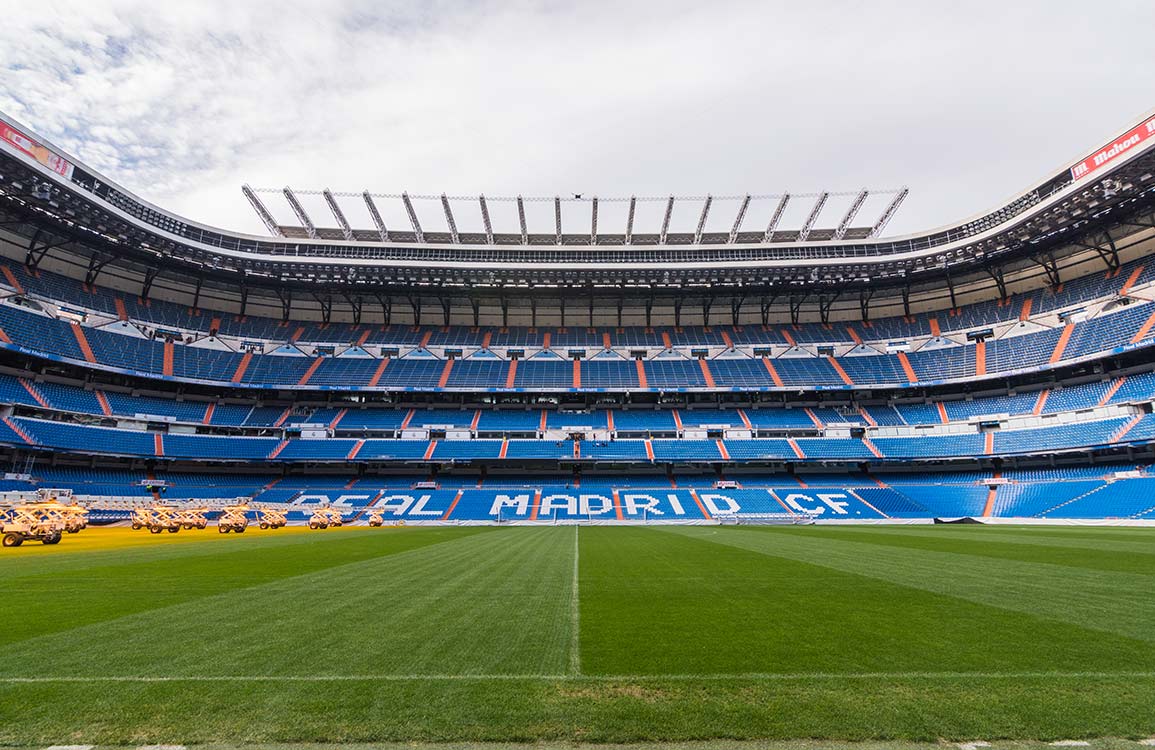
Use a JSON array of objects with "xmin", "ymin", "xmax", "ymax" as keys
[
  {"xmin": 568, "ymin": 525, "xmax": 581, "ymax": 676},
  {"xmin": 0, "ymin": 526, "xmax": 576, "ymax": 679},
  {"xmin": 0, "ymin": 527, "xmax": 491, "ymax": 649},
  {"xmin": 5, "ymin": 669, "xmax": 1155, "ymax": 682},
  {"xmin": 666, "ymin": 526, "xmax": 1155, "ymax": 643}
]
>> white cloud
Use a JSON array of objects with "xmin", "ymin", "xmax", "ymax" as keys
[{"xmin": 1, "ymin": 0, "xmax": 1153, "ymax": 238}]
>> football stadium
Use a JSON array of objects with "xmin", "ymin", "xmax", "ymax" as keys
[{"xmin": 3, "ymin": 67, "xmax": 1155, "ymax": 750}]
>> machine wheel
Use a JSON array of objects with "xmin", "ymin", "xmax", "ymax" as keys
[
  {"xmin": 43, "ymin": 533, "xmax": 62, "ymax": 545},
  {"xmin": 308, "ymin": 522, "xmax": 318, "ymax": 529},
  {"xmin": 2, "ymin": 532, "xmax": 23, "ymax": 547},
  {"xmin": 131, "ymin": 523, "xmax": 142, "ymax": 530},
  {"xmin": 149, "ymin": 526, "xmax": 162, "ymax": 534},
  {"xmin": 259, "ymin": 522, "xmax": 269, "ymax": 530},
  {"xmin": 235, "ymin": 526, "xmax": 246, "ymax": 533},
  {"xmin": 67, "ymin": 527, "xmax": 80, "ymax": 534},
  {"xmin": 198, "ymin": 522, "xmax": 207, "ymax": 529},
  {"xmin": 167, "ymin": 527, "xmax": 179, "ymax": 533}
]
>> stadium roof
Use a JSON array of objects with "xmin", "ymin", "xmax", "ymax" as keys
[
  {"xmin": 244, "ymin": 187, "xmax": 910, "ymax": 247},
  {"xmin": 1, "ymin": 108, "xmax": 1154, "ymax": 300}
]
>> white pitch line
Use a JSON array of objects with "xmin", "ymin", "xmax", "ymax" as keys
[
  {"xmin": 5, "ymin": 670, "xmax": 1155, "ymax": 683},
  {"xmin": 569, "ymin": 525, "xmax": 581, "ymax": 676}
]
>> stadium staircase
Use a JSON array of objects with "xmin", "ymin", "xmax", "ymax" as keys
[{"xmin": 1032, "ymin": 483, "xmax": 1110, "ymax": 518}]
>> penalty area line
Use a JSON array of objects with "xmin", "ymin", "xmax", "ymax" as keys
[{"xmin": 3, "ymin": 671, "xmax": 1155, "ymax": 683}]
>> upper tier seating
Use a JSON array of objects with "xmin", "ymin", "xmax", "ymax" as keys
[
  {"xmin": 1, "ymin": 253, "xmax": 1154, "ymax": 394},
  {"xmin": 3, "ymin": 293, "xmax": 1154, "ymax": 391},
  {"xmin": 4, "ymin": 256, "xmax": 1153, "ymax": 349}
]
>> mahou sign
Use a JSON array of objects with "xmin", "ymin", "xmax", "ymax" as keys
[
  {"xmin": 1070, "ymin": 115, "xmax": 1155, "ymax": 181},
  {"xmin": 0, "ymin": 123, "xmax": 75, "ymax": 179}
]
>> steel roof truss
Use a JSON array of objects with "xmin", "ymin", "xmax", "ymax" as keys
[
  {"xmin": 242, "ymin": 185, "xmax": 283, "ymax": 237},
  {"xmin": 322, "ymin": 189, "xmax": 354, "ymax": 241},
  {"xmin": 440, "ymin": 193, "xmax": 459, "ymax": 244},
  {"xmin": 797, "ymin": 193, "xmax": 829, "ymax": 243},
  {"xmin": 401, "ymin": 192, "xmax": 424, "ymax": 242},
  {"xmin": 729, "ymin": 195, "xmax": 751, "ymax": 243},
  {"xmin": 362, "ymin": 191, "xmax": 390, "ymax": 242},
  {"xmin": 282, "ymin": 187, "xmax": 317, "ymax": 240},
  {"xmin": 764, "ymin": 193, "xmax": 790, "ymax": 242},
  {"xmin": 833, "ymin": 189, "xmax": 868, "ymax": 241},
  {"xmin": 694, "ymin": 195, "xmax": 712, "ymax": 245}
]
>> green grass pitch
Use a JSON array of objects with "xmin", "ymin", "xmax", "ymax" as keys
[{"xmin": 1, "ymin": 523, "xmax": 1154, "ymax": 746}]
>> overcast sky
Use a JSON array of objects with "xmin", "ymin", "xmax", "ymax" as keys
[{"xmin": 1, "ymin": 0, "xmax": 1153, "ymax": 239}]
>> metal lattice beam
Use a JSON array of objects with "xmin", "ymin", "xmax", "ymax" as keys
[
  {"xmin": 832, "ymin": 189, "xmax": 868, "ymax": 241},
  {"xmin": 729, "ymin": 195, "xmax": 751, "ymax": 244},
  {"xmin": 401, "ymin": 192, "xmax": 424, "ymax": 242},
  {"xmin": 554, "ymin": 196, "xmax": 562, "ymax": 245},
  {"xmin": 659, "ymin": 196, "xmax": 675, "ymax": 244},
  {"xmin": 322, "ymin": 189, "xmax": 353, "ymax": 241},
  {"xmin": 242, "ymin": 184, "xmax": 282, "ymax": 237},
  {"xmin": 869, "ymin": 187, "xmax": 908, "ymax": 238},
  {"xmin": 517, "ymin": 195, "xmax": 528, "ymax": 244},
  {"xmin": 764, "ymin": 193, "xmax": 790, "ymax": 242},
  {"xmin": 440, "ymin": 193, "xmax": 459, "ymax": 243},
  {"xmin": 479, "ymin": 195, "xmax": 494, "ymax": 244},
  {"xmin": 590, "ymin": 196, "xmax": 598, "ymax": 244},
  {"xmin": 798, "ymin": 192, "xmax": 829, "ymax": 242},
  {"xmin": 282, "ymin": 187, "xmax": 316, "ymax": 239},
  {"xmin": 694, "ymin": 195, "xmax": 712, "ymax": 245},
  {"xmin": 362, "ymin": 191, "xmax": 389, "ymax": 242},
  {"xmin": 625, "ymin": 196, "xmax": 636, "ymax": 245}
]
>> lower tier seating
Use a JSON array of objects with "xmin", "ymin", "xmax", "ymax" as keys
[{"xmin": 12, "ymin": 465, "xmax": 1155, "ymax": 521}]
